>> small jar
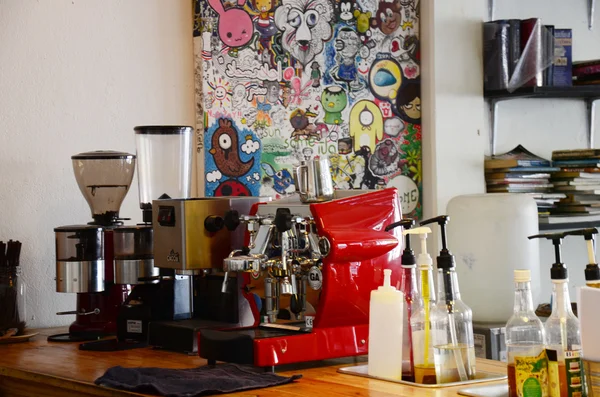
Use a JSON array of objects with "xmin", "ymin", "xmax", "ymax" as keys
[{"xmin": 0, "ymin": 267, "xmax": 26, "ymax": 333}]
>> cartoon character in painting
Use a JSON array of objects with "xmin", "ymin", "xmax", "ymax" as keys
[
  {"xmin": 371, "ymin": 0, "xmax": 402, "ymax": 35},
  {"xmin": 321, "ymin": 86, "xmax": 348, "ymax": 125},
  {"xmin": 395, "ymin": 78, "xmax": 421, "ymax": 124},
  {"xmin": 310, "ymin": 62, "xmax": 322, "ymax": 88},
  {"xmin": 261, "ymin": 163, "xmax": 295, "ymax": 195},
  {"xmin": 349, "ymin": 100, "xmax": 383, "ymax": 152},
  {"xmin": 251, "ymin": 0, "xmax": 278, "ymax": 39},
  {"xmin": 355, "ymin": 146, "xmax": 383, "ymax": 188},
  {"xmin": 290, "ymin": 107, "xmax": 319, "ymax": 139},
  {"xmin": 333, "ymin": 28, "xmax": 360, "ymax": 83},
  {"xmin": 209, "ymin": 118, "xmax": 255, "ymax": 177},
  {"xmin": 274, "ymin": 0, "xmax": 334, "ymax": 66},
  {"xmin": 338, "ymin": 0, "xmax": 355, "ymax": 23},
  {"xmin": 264, "ymin": 80, "xmax": 280, "ymax": 104},
  {"xmin": 369, "ymin": 139, "xmax": 399, "ymax": 176},
  {"xmin": 207, "ymin": 0, "xmax": 255, "ymax": 49},
  {"xmin": 353, "ymin": 10, "xmax": 371, "ymax": 37}
]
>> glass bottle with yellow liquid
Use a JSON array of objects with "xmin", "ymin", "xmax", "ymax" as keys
[
  {"xmin": 406, "ymin": 226, "xmax": 437, "ymax": 384},
  {"xmin": 505, "ymin": 269, "xmax": 546, "ymax": 397},
  {"xmin": 421, "ymin": 216, "xmax": 476, "ymax": 384}
]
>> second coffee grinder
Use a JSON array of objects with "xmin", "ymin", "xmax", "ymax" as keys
[{"xmin": 51, "ymin": 150, "xmax": 136, "ymax": 342}]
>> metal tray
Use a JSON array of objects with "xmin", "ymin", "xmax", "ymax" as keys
[{"xmin": 337, "ymin": 364, "xmax": 507, "ymax": 388}]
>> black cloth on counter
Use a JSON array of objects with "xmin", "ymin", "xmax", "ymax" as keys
[{"xmin": 94, "ymin": 363, "xmax": 302, "ymax": 397}]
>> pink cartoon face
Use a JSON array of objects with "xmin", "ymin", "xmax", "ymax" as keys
[{"xmin": 208, "ymin": 0, "xmax": 254, "ymax": 48}]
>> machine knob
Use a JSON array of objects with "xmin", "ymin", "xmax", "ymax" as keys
[
  {"xmin": 274, "ymin": 208, "xmax": 293, "ymax": 232},
  {"xmin": 204, "ymin": 215, "xmax": 224, "ymax": 233},
  {"xmin": 224, "ymin": 210, "xmax": 241, "ymax": 231},
  {"xmin": 318, "ymin": 237, "xmax": 331, "ymax": 257}
]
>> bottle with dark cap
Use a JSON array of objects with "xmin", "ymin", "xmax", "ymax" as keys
[
  {"xmin": 564, "ymin": 228, "xmax": 600, "ymax": 289},
  {"xmin": 420, "ymin": 215, "xmax": 475, "ymax": 384},
  {"xmin": 528, "ymin": 232, "xmax": 587, "ymax": 397}
]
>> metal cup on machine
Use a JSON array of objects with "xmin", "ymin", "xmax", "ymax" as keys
[{"xmin": 292, "ymin": 156, "xmax": 334, "ymax": 203}]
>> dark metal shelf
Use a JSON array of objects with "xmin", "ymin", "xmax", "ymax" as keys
[
  {"xmin": 539, "ymin": 220, "xmax": 600, "ymax": 231},
  {"xmin": 485, "ymin": 86, "xmax": 600, "ymax": 156},
  {"xmin": 485, "ymin": 86, "xmax": 600, "ymax": 100}
]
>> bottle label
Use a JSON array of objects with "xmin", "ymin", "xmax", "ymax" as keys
[
  {"xmin": 564, "ymin": 350, "xmax": 585, "ymax": 397},
  {"xmin": 515, "ymin": 350, "xmax": 549, "ymax": 397}
]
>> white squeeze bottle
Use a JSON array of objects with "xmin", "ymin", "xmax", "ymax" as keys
[{"xmin": 368, "ymin": 268, "xmax": 405, "ymax": 380}]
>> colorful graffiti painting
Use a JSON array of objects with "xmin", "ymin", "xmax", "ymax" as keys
[{"xmin": 194, "ymin": 0, "xmax": 422, "ymax": 218}]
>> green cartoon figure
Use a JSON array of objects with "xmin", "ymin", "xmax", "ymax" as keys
[{"xmin": 321, "ymin": 86, "xmax": 348, "ymax": 125}]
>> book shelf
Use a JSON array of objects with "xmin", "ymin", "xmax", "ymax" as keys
[
  {"xmin": 484, "ymin": 86, "xmax": 600, "ymax": 156},
  {"xmin": 487, "ymin": 0, "xmax": 595, "ymax": 30}
]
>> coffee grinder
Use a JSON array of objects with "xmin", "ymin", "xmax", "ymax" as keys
[
  {"xmin": 51, "ymin": 151, "xmax": 136, "ymax": 342},
  {"xmin": 112, "ymin": 126, "xmax": 196, "ymax": 345}
]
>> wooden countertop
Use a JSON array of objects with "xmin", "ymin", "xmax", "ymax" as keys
[{"xmin": 0, "ymin": 327, "xmax": 508, "ymax": 397}]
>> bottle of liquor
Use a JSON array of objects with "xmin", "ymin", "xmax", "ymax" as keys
[
  {"xmin": 505, "ymin": 269, "xmax": 546, "ymax": 397},
  {"xmin": 529, "ymin": 232, "xmax": 587, "ymax": 397}
]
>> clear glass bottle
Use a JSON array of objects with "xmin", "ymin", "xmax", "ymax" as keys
[
  {"xmin": 545, "ymin": 277, "xmax": 586, "ymax": 397},
  {"xmin": 400, "ymin": 262, "xmax": 418, "ymax": 382},
  {"xmin": 505, "ymin": 269, "xmax": 546, "ymax": 397},
  {"xmin": 411, "ymin": 258, "xmax": 437, "ymax": 384},
  {"xmin": 431, "ymin": 267, "xmax": 476, "ymax": 383},
  {"xmin": 408, "ymin": 226, "xmax": 436, "ymax": 384}
]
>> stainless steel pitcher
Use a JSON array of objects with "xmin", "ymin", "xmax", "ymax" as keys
[{"xmin": 292, "ymin": 157, "xmax": 334, "ymax": 203}]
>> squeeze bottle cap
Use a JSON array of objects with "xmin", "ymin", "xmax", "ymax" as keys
[
  {"xmin": 529, "ymin": 232, "xmax": 568, "ymax": 280},
  {"xmin": 420, "ymin": 215, "xmax": 455, "ymax": 270},
  {"xmin": 563, "ymin": 228, "xmax": 600, "ymax": 282},
  {"xmin": 514, "ymin": 269, "xmax": 531, "ymax": 283},
  {"xmin": 404, "ymin": 226, "xmax": 433, "ymax": 267},
  {"xmin": 379, "ymin": 268, "xmax": 395, "ymax": 291}
]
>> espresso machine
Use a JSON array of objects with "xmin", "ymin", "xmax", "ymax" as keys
[
  {"xmin": 51, "ymin": 151, "xmax": 136, "ymax": 342},
  {"xmin": 198, "ymin": 157, "xmax": 405, "ymax": 368},
  {"xmin": 147, "ymin": 195, "xmax": 269, "ymax": 353}
]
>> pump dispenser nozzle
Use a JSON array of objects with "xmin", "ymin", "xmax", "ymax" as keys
[
  {"xmin": 528, "ymin": 232, "xmax": 568, "ymax": 280},
  {"xmin": 564, "ymin": 228, "xmax": 599, "ymax": 283},
  {"xmin": 387, "ymin": 218, "xmax": 416, "ymax": 266},
  {"xmin": 404, "ymin": 226, "xmax": 433, "ymax": 268},
  {"xmin": 420, "ymin": 215, "xmax": 455, "ymax": 270}
]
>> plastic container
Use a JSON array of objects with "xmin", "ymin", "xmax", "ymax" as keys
[
  {"xmin": 446, "ymin": 193, "xmax": 540, "ymax": 322},
  {"xmin": 368, "ymin": 268, "xmax": 405, "ymax": 380},
  {"xmin": 134, "ymin": 126, "xmax": 193, "ymax": 222},
  {"xmin": 71, "ymin": 150, "xmax": 136, "ymax": 225}
]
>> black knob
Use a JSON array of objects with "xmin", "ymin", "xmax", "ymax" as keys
[
  {"xmin": 224, "ymin": 210, "xmax": 241, "ymax": 231},
  {"xmin": 274, "ymin": 208, "xmax": 293, "ymax": 232},
  {"xmin": 204, "ymin": 216, "xmax": 224, "ymax": 233}
]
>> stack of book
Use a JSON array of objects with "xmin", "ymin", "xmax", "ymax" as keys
[
  {"xmin": 485, "ymin": 145, "xmax": 563, "ymax": 214},
  {"xmin": 544, "ymin": 149, "xmax": 600, "ymax": 223},
  {"xmin": 573, "ymin": 59, "xmax": 600, "ymax": 86},
  {"xmin": 483, "ymin": 18, "xmax": 572, "ymax": 91}
]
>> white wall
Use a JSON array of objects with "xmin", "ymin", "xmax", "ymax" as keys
[{"xmin": 0, "ymin": 0, "xmax": 195, "ymax": 327}]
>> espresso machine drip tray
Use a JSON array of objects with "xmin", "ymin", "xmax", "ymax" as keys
[
  {"xmin": 149, "ymin": 319, "xmax": 242, "ymax": 354},
  {"xmin": 199, "ymin": 325, "xmax": 311, "ymax": 365}
]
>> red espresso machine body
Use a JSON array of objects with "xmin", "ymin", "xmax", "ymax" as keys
[{"xmin": 199, "ymin": 188, "xmax": 404, "ymax": 367}]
